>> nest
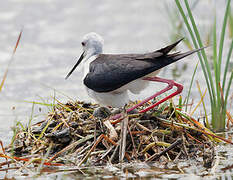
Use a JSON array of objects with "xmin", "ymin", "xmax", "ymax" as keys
[{"xmin": 2, "ymin": 100, "xmax": 222, "ymax": 170}]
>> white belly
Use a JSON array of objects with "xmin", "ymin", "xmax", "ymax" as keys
[
  {"xmin": 85, "ymin": 86, "xmax": 130, "ymax": 107},
  {"xmin": 84, "ymin": 78, "xmax": 150, "ymax": 107}
]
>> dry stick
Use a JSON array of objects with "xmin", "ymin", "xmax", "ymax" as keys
[
  {"xmin": 158, "ymin": 116, "xmax": 233, "ymax": 144},
  {"xmin": 94, "ymin": 118, "xmax": 97, "ymax": 143},
  {"xmin": 110, "ymin": 116, "xmax": 124, "ymax": 125},
  {"xmin": 221, "ymin": 163, "xmax": 233, "ymax": 171},
  {"xmin": 0, "ymin": 153, "xmax": 62, "ymax": 166},
  {"xmin": 0, "ymin": 167, "xmax": 19, "ymax": 172},
  {"xmin": 104, "ymin": 120, "xmax": 118, "ymax": 140},
  {"xmin": 110, "ymin": 144, "xmax": 120, "ymax": 163},
  {"xmin": 141, "ymin": 142, "xmax": 171, "ymax": 154},
  {"xmin": 199, "ymin": 128, "xmax": 233, "ymax": 145},
  {"xmin": 14, "ymin": 160, "xmax": 33, "ymax": 176},
  {"xmin": 131, "ymin": 131, "xmax": 147, "ymax": 135},
  {"xmin": 0, "ymin": 154, "xmax": 25, "ymax": 169},
  {"xmin": 119, "ymin": 115, "xmax": 128, "ymax": 162},
  {"xmin": 124, "ymin": 152, "xmax": 131, "ymax": 161},
  {"xmin": 48, "ymin": 134, "xmax": 94, "ymax": 163},
  {"xmin": 181, "ymin": 134, "xmax": 189, "ymax": 158},
  {"xmin": 0, "ymin": 30, "xmax": 22, "ymax": 91},
  {"xmin": 128, "ymin": 124, "xmax": 137, "ymax": 158},
  {"xmin": 76, "ymin": 143, "xmax": 93, "ymax": 157},
  {"xmin": 185, "ymin": 132, "xmax": 203, "ymax": 144},
  {"xmin": 173, "ymin": 151, "xmax": 182, "ymax": 162},
  {"xmin": 99, "ymin": 146, "xmax": 114, "ymax": 160},
  {"xmin": 0, "ymin": 140, "xmax": 8, "ymax": 168},
  {"xmin": 136, "ymin": 122, "xmax": 152, "ymax": 132},
  {"xmin": 226, "ymin": 110, "xmax": 233, "ymax": 128},
  {"xmin": 146, "ymin": 138, "xmax": 183, "ymax": 162},
  {"xmin": 78, "ymin": 134, "xmax": 104, "ymax": 166},
  {"xmin": 0, "ymin": 160, "xmax": 14, "ymax": 168},
  {"xmin": 78, "ymin": 134, "xmax": 117, "ymax": 166}
]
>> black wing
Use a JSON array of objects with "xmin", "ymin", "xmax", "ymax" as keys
[{"xmin": 84, "ymin": 39, "xmax": 200, "ymax": 92}]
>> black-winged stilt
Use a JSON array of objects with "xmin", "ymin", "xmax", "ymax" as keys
[{"xmin": 65, "ymin": 32, "xmax": 201, "ymax": 113}]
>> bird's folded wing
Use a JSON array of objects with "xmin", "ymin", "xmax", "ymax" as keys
[{"xmin": 84, "ymin": 54, "xmax": 169, "ymax": 92}]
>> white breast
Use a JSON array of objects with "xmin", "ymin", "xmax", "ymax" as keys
[
  {"xmin": 85, "ymin": 86, "xmax": 129, "ymax": 107},
  {"xmin": 82, "ymin": 55, "xmax": 98, "ymax": 80}
]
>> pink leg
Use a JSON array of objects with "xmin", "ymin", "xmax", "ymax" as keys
[
  {"xmin": 128, "ymin": 77, "xmax": 183, "ymax": 113},
  {"xmin": 110, "ymin": 77, "xmax": 183, "ymax": 120}
]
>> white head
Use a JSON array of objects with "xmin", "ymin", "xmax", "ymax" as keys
[
  {"xmin": 82, "ymin": 32, "xmax": 104, "ymax": 58},
  {"xmin": 65, "ymin": 32, "xmax": 104, "ymax": 79}
]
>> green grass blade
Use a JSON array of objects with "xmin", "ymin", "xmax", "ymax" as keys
[
  {"xmin": 224, "ymin": 71, "xmax": 233, "ymax": 109},
  {"xmin": 16, "ymin": 121, "xmax": 26, "ymax": 132},
  {"xmin": 179, "ymin": 95, "xmax": 183, "ymax": 110},
  {"xmin": 175, "ymin": 0, "xmax": 215, "ymax": 107},
  {"xmin": 218, "ymin": 0, "xmax": 231, "ymax": 78},
  {"xmin": 196, "ymin": 80, "xmax": 210, "ymax": 128},
  {"xmin": 184, "ymin": 61, "xmax": 199, "ymax": 112},
  {"xmin": 213, "ymin": 16, "xmax": 219, "ymax": 96},
  {"xmin": 223, "ymin": 39, "xmax": 233, "ymax": 92},
  {"xmin": 212, "ymin": 15, "xmax": 222, "ymax": 118},
  {"xmin": 229, "ymin": 9, "xmax": 233, "ymax": 38},
  {"xmin": 174, "ymin": 1, "xmax": 198, "ymax": 48},
  {"xmin": 23, "ymin": 100, "xmax": 54, "ymax": 107},
  {"xmin": 183, "ymin": 0, "xmax": 217, "ymax": 104},
  {"xmin": 28, "ymin": 103, "xmax": 35, "ymax": 134},
  {"xmin": 37, "ymin": 116, "xmax": 53, "ymax": 141}
]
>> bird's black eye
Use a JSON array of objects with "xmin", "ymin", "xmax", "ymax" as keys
[{"xmin": 81, "ymin": 42, "xmax": 85, "ymax": 46}]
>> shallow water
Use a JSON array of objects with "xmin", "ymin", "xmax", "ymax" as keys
[
  {"xmin": 1, "ymin": 143, "xmax": 233, "ymax": 179},
  {"xmin": 0, "ymin": 0, "xmax": 232, "ymax": 178}
]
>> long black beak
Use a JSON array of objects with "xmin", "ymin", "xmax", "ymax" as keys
[{"xmin": 65, "ymin": 51, "xmax": 85, "ymax": 80}]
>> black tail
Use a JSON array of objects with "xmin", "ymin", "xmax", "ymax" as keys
[
  {"xmin": 157, "ymin": 38, "xmax": 205, "ymax": 60},
  {"xmin": 157, "ymin": 38, "xmax": 184, "ymax": 55},
  {"xmin": 149, "ymin": 44, "xmax": 206, "ymax": 72},
  {"xmin": 168, "ymin": 47, "xmax": 205, "ymax": 61}
]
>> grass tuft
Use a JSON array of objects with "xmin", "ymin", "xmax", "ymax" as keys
[{"xmin": 175, "ymin": 0, "xmax": 233, "ymax": 131}]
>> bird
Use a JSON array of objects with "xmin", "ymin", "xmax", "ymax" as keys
[{"xmin": 65, "ymin": 32, "xmax": 202, "ymax": 113}]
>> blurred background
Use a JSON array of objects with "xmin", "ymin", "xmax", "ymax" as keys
[{"xmin": 0, "ymin": 0, "xmax": 231, "ymax": 145}]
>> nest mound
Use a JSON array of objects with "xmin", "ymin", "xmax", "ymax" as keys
[
  {"xmin": 1, "ymin": 8, "xmax": 233, "ymax": 178},
  {"xmin": 5, "ymin": 100, "xmax": 219, "ymax": 168}
]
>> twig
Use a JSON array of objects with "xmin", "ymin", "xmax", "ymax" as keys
[
  {"xmin": 186, "ymin": 132, "xmax": 203, "ymax": 144},
  {"xmin": 0, "ymin": 29, "xmax": 23, "ymax": 92},
  {"xmin": 99, "ymin": 146, "xmax": 114, "ymax": 160},
  {"xmin": 136, "ymin": 122, "xmax": 152, "ymax": 132},
  {"xmin": 48, "ymin": 134, "xmax": 94, "ymax": 162},
  {"xmin": 110, "ymin": 144, "xmax": 120, "ymax": 163},
  {"xmin": 210, "ymin": 155, "xmax": 220, "ymax": 174},
  {"xmin": 78, "ymin": 134, "xmax": 104, "ymax": 166},
  {"xmin": 128, "ymin": 124, "xmax": 137, "ymax": 158},
  {"xmin": 78, "ymin": 134, "xmax": 117, "ymax": 166},
  {"xmin": 0, "ymin": 140, "xmax": 8, "ymax": 168},
  {"xmin": 119, "ymin": 115, "xmax": 128, "ymax": 162},
  {"xmin": 146, "ymin": 138, "xmax": 183, "ymax": 162},
  {"xmin": 103, "ymin": 120, "xmax": 118, "ymax": 140}
]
